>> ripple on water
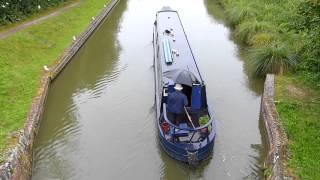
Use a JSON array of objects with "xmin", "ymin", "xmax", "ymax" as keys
[{"xmin": 87, "ymin": 63, "xmax": 127, "ymax": 99}]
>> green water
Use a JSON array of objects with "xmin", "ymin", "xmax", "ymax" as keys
[{"xmin": 32, "ymin": 0, "xmax": 266, "ymax": 179}]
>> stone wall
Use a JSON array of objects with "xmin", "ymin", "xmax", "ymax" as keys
[
  {"xmin": 261, "ymin": 74, "xmax": 290, "ymax": 180},
  {"xmin": 0, "ymin": 0, "xmax": 120, "ymax": 179}
]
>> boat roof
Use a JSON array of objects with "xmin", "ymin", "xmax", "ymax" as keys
[{"xmin": 155, "ymin": 7, "xmax": 204, "ymax": 85}]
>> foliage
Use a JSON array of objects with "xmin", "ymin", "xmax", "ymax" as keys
[
  {"xmin": 217, "ymin": 0, "xmax": 319, "ymax": 84},
  {"xmin": 234, "ymin": 18, "xmax": 274, "ymax": 45},
  {"xmin": 225, "ymin": 0, "xmax": 258, "ymax": 26},
  {"xmin": 199, "ymin": 116, "xmax": 209, "ymax": 126},
  {"xmin": 0, "ymin": 0, "xmax": 110, "ymax": 160},
  {"xmin": 0, "ymin": 0, "xmax": 69, "ymax": 25},
  {"xmin": 250, "ymin": 42, "xmax": 299, "ymax": 75},
  {"xmin": 292, "ymin": 0, "xmax": 320, "ymax": 86},
  {"xmin": 216, "ymin": 0, "xmax": 320, "ymax": 178},
  {"xmin": 250, "ymin": 33, "xmax": 274, "ymax": 46}
]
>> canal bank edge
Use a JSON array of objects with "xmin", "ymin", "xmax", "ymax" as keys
[
  {"xmin": 261, "ymin": 74, "xmax": 292, "ymax": 180},
  {"xmin": 0, "ymin": 0, "xmax": 120, "ymax": 179}
]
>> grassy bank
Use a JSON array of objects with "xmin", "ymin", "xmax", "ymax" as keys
[
  {"xmin": 275, "ymin": 75, "xmax": 320, "ymax": 179},
  {"xmin": 214, "ymin": 0, "xmax": 320, "ymax": 178},
  {"xmin": 0, "ymin": 0, "xmax": 76, "ymax": 27},
  {"xmin": 0, "ymin": 0, "xmax": 110, "ymax": 162},
  {"xmin": 0, "ymin": 0, "xmax": 77, "ymax": 32}
]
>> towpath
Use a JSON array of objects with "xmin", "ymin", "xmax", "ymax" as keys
[{"xmin": 0, "ymin": 2, "xmax": 80, "ymax": 40}]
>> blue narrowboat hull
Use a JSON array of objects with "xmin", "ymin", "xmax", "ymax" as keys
[
  {"xmin": 158, "ymin": 123, "xmax": 215, "ymax": 163},
  {"xmin": 153, "ymin": 7, "xmax": 216, "ymax": 164}
]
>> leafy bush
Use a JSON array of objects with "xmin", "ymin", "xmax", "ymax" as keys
[
  {"xmin": 292, "ymin": 0, "xmax": 320, "ymax": 85},
  {"xmin": 0, "ymin": 0, "xmax": 69, "ymax": 25}
]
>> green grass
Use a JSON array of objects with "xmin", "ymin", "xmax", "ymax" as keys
[
  {"xmin": 0, "ymin": 0, "xmax": 110, "ymax": 162},
  {"xmin": 275, "ymin": 75, "xmax": 320, "ymax": 179},
  {"xmin": 0, "ymin": 0, "xmax": 77, "ymax": 32}
]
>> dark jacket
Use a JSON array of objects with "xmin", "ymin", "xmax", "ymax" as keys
[{"xmin": 167, "ymin": 90, "xmax": 188, "ymax": 114}]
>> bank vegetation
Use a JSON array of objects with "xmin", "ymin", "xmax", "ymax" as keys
[
  {"xmin": 0, "ymin": 0, "xmax": 73, "ymax": 26},
  {"xmin": 215, "ymin": 0, "xmax": 320, "ymax": 179}
]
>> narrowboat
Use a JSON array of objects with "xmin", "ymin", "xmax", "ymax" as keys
[{"xmin": 153, "ymin": 7, "xmax": 216, "ymax": 164}]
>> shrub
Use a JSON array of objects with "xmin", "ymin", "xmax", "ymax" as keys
[
  {"xmin": 234, "ymin": 19, "xmax": 274, "ymax": 44},
  {"xmin": 251, "ymin": 33, "xmax": 274, "ymax": 46},
  {"xmin": 225, "ymin": 0, "xmax": 258, "ymax": 26},
  {"xmin": 0, "ymin": 0, "xmax": 69, "ymax": 25},
  {"xmin": 250, "ymin": 42, "xmax": 299, "ymax": 75},
  {"xmin": 289, "ymin": 0, "xmax": 320, "ymax": 84}
]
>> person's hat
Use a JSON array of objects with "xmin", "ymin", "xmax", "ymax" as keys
[{"xmin": 174, "ymin": 83, "xmax": 183, "ymax": 91}]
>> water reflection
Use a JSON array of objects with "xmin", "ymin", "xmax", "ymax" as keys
[
  {"xmin": 238, "ymin": 48, "xmax": 265, "ymax": 95},
  {"xmin": 204, "ymin": 0, "xmax": 227, "ymax": 24},
  {"xmin": 32, "ymin": 1, "xmax": 128, "ymax": 179}
]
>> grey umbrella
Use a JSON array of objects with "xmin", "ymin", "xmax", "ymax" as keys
[{"xmin": 163, "ymin": 69, "xmax": 199, "ymax": 86}]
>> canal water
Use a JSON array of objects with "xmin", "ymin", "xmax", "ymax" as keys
[{"xmin": 32, "ymin": 0, "xmax": 266, "ymax": 179}]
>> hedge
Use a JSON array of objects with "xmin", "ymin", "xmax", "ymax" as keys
[{"xmin": 0, "ymin": 0, "xmax": 70, "ymax": 25}]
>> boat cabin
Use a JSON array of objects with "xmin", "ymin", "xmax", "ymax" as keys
[
  {"xmin": 153, "ymin": 7, "xmax": 216, "ymax": 164},
  {"xmin": 154, "ymin": 7, "xmax": 209, "ymax": 128}
]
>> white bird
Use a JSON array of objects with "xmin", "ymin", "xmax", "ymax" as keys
[
  {"xmin": 92, "ymin": 16, "xmax": 95, "ymax": 20},
  {"xmin": 104, "ymin": 4, "xmax": 106, "ymax": 7},
  {"xmin": 43, "ymin": 65, "xmax": 49, "ymax": 71},
  {"xmin": 72, "ymin": 36, "xmax": 76, "ymax": 41}
]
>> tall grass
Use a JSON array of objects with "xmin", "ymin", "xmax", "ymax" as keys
[
  {"xmin": 250, "ymin": 42, "xmax": 299, "ymax": 75},
  {"xmin": 250, "ymin": 33, "xmax": 274, "ymax": 46},
  {"xmin": 225, "ymin": 0, "xmax": 258, "ymax": 26},
  {"xmin": 234, "ymin": 18, "xmax": 274, "ymax": 45},
  {"xmin": 216, "ymin": 0, "xmax": 320, "ymax": 178},
  {"xmin": 221, "ymin": 0, "xmax": 313, "ymax": 77}
]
